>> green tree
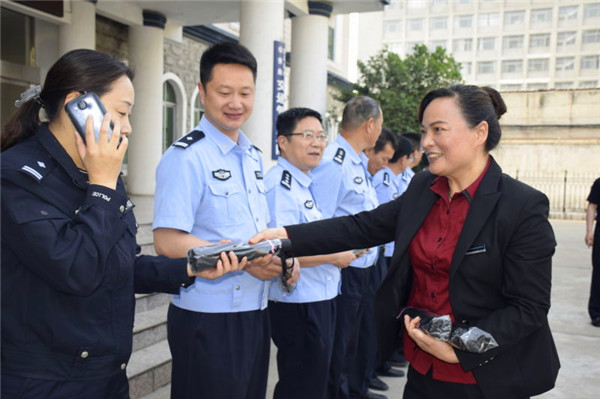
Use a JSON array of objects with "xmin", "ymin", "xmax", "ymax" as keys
[{"xmin": 337, "ymin": 45, "xmax": 463, "ymax": 133}]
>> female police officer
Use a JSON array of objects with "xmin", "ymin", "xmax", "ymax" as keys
[{"xmin": 1, "ymin": 49, "xmax": 246, "ymax": 398}]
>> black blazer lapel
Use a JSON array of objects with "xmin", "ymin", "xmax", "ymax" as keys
[{"xmin": 449, "ymin": 159, "xmax": 502, "ymax": 279}]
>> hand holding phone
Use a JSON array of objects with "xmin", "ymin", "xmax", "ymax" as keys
[{"xmin": 65, "ymin": 92, "xmax": 114, "ymax": 143}]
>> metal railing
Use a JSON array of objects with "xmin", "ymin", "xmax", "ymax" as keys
[{"xmin": 510, "ymin": 170, "xmax": 596, "ymax": 219}]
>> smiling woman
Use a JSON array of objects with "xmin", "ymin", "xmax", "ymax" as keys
[{"xmin": 251, "ymin": 85, "xmax": 560, "ymax": 399}]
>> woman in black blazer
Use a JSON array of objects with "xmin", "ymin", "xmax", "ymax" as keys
[{"xmin": 251, "ymin": 85, "xmax": 560, "ymax": 399}]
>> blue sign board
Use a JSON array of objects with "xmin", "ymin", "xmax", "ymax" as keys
[{"xmin": 272, "ymin": 40, "xmax": 286, "ymax": 159}]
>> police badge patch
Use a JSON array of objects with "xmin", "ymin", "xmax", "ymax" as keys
[
  {"xmin": 212, "ymin": 169, "xmax": 232, "ymax": 181},
  {"xmin": 354, "ymin": 176, "xmax": 363, "ymax": 184},
  {"xmin": 304, "ymin": 200, "xmax": 314, "ymax": 209},
  {"xmin": 333, "ymin": 148, "xmax": 345, "ymax": 164},
  {"xmin": 280, "ymin": 170, "xmax": 292, "ymax": 190}
]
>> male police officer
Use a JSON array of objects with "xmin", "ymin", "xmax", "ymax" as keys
[
  {"xmin": 310, "ymin": 96, "xmax": 385, "ymax": 399},
  {"xmin": 266, "ymin": 107, "xmax": 359, "ymax": 399},
  {"xmin": 152, "ymin": 42, "xmax": 286, "ymax": 399}
]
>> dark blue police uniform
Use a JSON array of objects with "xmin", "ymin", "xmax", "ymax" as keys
[{"xmin": 1, "ymin": 125, "xmax": 193, "ymax": 399}]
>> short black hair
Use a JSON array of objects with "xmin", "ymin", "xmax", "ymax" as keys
[
  {"xmin": 276, "ymin": 107, "xmax": 322, "ymax": 136},
  {"xmin": 200, "ymin": 42, "xmax": 257, "ymax": 87},
  {"xmin": 402, "ymin": 132, "xmax": 421, "ymax": 153},
  {"xmin": 340, "ymin": 96, "xmax": 381, "ymax": 130},
  {"xmin": 373, "ymin": 126, "xmax": 397, "ymax": 154},
  {"xmin": 389, "ymin": 136, "xmax": 413, "ymax": 163}
]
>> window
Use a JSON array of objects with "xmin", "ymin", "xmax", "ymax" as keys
[
  {"xmin": 478, "ymin": 13, "xmax": 499, "ymax": 27},
  {"xmin": 478, "ymin": 37, "xmax": 496, "ymax": 51},
  {"xmin": 407, "ymin": 18, "xmax": 424, "ymax": 31},
  {"xmin": 528, "ymin": 58, "xmax": 549, "ymax": 72},
  {"xmin": 529, "ymin": 33, "xmax": 550, "ymax": 48},
  {"xmin": 454, "ymin": 15, "xmax": 473, "ymax": 29},
  {"xmin": 555, "ymin": 81, "xmax": 574, "ymax": 88},
  {"xmin": 328, "ymin": 27, "xmax": 335, "ymax": 60},
  {"xmin": 385, "ymin": 1, "xmax": 402, "ymax": 10},
  {"xmin": 582, "ymin": 29, "xmax": 600, "ymax": 44},
  {"xmin": 163, "ymin": 82, "xmax": 177, "ymax": 152},
  {"xmin": 477, "ymin": 61, "xmax": 495, "ymax": 74},
  {"xmin": 453, "ymin": 38, "xmax": 473, "ymax": 52},
  {"xmin": 556, "ymin": 57, "xmax": 575, "ymax": 71},
  {"xmin": 504, "ymin": 10, "xmax": 525, "ymax": 26},
  {"xmin": 559, "ymin": 6, "xmax": 578, "ymax": 22},
  {"xmin": 431, "ymin": 0, "xmax": 449, "ymax": 5},
  {"xmin": 557, "ymin": 31, "xmax": 576, "ymax": 47},
  {"xmin": 527, "ymin": 83, "xmax": 547, "ymax": 89},
  {"xmin": 579, "ymin": 80, "xmax": 598, "ymax": 88},
  {"xmin": 501, "ymin": 60, "xmax": 523, "ymax": 73},
  {"xmin": 581, "ymin": 55, "xmax": 600, "ymax": 69},
  {"xmin": 500, "ymin": 84, "xmax": 522, "ymax": 90},
  {"xmin": 531, "ymin": 8, "xmax": 552, "ymax": 24},
  {"xmin": 584, "ymin": 3, "xmax": 600, "ymax": 19},
  {"xmin": 457, "ymin": 0, "xmax": 473, "ymax": 3},
  {"xmin": 405, "ymin": 42, "xmax": 423, "ymax": 54},
  {"xmin": 430, "ymin": 17, "xmax": 448, "ymax": 30},
  {"xmin": 407, "ymin": 0, "xmax": 427, "ymax": 9},
  {"xmin": 193, "ymin": 95, "xmax": 204, "ymax": 126},
  {"xmin": 384, "ymin": 20, "xmax": 401, "ymax": 34},
  {"xmin": 461, "ymin": 62, "xmax": 472, "ymax": 75},
  {"xmin": 503, "ymin": 35, "xmax": 524, "ymax": 49},
  {"xmin": 429, "ymin": 40, "xmax": 447, "ymax": 50}
]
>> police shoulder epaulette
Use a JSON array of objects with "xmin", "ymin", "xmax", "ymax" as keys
[
  {"xmin": 172, "ymin": 130, "xmax": 205, "ymax": 149},
  {"xmin": 17, "ymin": 156, "xmax": 54, "ymax": 183},
  {"xmin": 280, "ymin": 170, "xmax": 292, "ymax": 190},
  {"xmin": 383, "ymin": 172, "xmax": 390, "ymax": 186},
  {"xmin": 252, "ymin": 144, "xmax": 262, "ymax": 153},
  {"xmin": 333, "ymin": 148, "xmax": 345, "ymax": 164}
]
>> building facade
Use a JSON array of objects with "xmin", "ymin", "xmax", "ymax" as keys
[
  {"xmin": 380, "ymin": 0, "xmax": 600, "ymax": 90},
  {"xmin": 1, "ymin": 0, "xmax": 386, "ymax": 195}
]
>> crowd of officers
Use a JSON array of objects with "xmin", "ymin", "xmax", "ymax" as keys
[{"xmin": 152, "ymin": 42, "xmax": 424, "ymax": 399}]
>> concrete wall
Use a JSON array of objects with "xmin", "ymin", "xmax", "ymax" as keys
[{"xmin": 492, "ymin": 88, "xmax": 600, "ymax": 176}]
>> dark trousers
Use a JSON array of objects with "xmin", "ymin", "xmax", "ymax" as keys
[
  {"xmin": 269, "ymin": 299, "xmax": 337, "ymax": 399},
  {"xmin": 590, "ymin": 223, "xmax": 600, "ymax": 319},
  {"xmin": 403, "ymin": 367, "xmax": 486, "ymax": 399},
  {"xmin": 328, "ymin": 265, "xmax": 378, "ymax": 399},
  {"xmin": 167, "ymin": 304, "xmax": 270, "ymax": 399},
  {"xmin": 1, "ymin": 371, "xmax": 129, "ymax": 399}
]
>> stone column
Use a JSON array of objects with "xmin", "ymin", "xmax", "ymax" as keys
[
  {"xmin": 289, "ymin": 1, "xmax": 332, "ymax": 117},
  {"xmin": 127, "ymin": 10, "xmax": 165, "ymax": 195},
  {"xmin": 239, "ymin": 0, "xmax": 285, "ymax": 162},
  {"xmin": 58, "ymin": 0, "xmax": 96, "ymax": 54}
]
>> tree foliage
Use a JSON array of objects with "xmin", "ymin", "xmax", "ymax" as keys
[{"xmin": 337, "ymin": 45, "xmax": 463, "ymax": 133}]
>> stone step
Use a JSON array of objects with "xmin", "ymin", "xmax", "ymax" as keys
[
  {"xmin": 136, "ymin": 222, "xmax": 154, "ymax": 246},
  {"xmin": 139, "ymin": 384, "xmax": 170, "ymax": 399},
  {"xmin": 135, "ymin": 292, "xmax": 170, "ymax": 314},
  {"xmin": 133, "ymin": 304, "xmax": 169, "ymax": 352},
  {"xmin": 127, "ymin": 340, "xmax": 172, "ymax": 399}
]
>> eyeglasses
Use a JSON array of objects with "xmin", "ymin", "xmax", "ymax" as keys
[{"xmin": 281, "ymin": 130, "xmax": 328, "ymax": 142}]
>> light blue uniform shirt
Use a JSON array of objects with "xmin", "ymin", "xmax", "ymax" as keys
[
  {"xmin": 373, "ymin": 167, "xmax": 402, "ymax": 257},
  {"xmin": 265, "ymin": 157, "xmax": 340, "ymax": 303},
  {"xmin": 153, "ymin": 116, "xmax": 271, "ymax": 313},
  {"xmin": 310, "ymin": 135, "xmax": 379, "ymax": 268}
]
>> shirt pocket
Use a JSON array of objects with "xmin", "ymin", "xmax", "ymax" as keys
[
  {"xmin": 255, "ymin": 180, "xmax": 270, "ymax": 225},
  {"xmin": 206, "ymin": 182, "xmax": 244, "ymax": 227}
]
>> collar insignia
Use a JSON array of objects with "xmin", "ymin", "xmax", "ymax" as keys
[
  {"xmin": 334, "ymin": 148, "xmax": 346, "ymax": 164},
  {"xmin": 281, "ymin": 170, "xmax": 292, "ymax": 190}
]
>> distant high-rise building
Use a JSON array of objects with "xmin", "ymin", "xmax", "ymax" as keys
[{"xmin": 379, "ymin": 0, "xmax": 600, "ymax": 90}]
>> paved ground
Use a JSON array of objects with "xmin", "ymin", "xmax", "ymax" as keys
[{"xmin": 266, "ymin": 219, "xmax": 600, "ymax": 398}]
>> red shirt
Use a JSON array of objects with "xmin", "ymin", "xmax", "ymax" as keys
[{"xmin": 404, "ymin": 158, "xmax": 491, "ymax": 384}]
